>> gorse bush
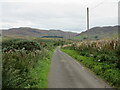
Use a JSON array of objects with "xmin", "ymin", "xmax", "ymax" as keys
[
  {"xmin": 3, "ymin": 49, "xmax": 49, "ymax": 88},
  {"xmin": 2, "ymin": 40, "xmax": 41, "ymax": 52},
  {"xmin": 2, "ymin": 39, "xmax": 54, "ymax": 88}
]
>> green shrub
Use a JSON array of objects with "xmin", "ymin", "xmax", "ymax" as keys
[
  {"xmin": 62, "ymin": 41, "xmax": 120, "ymax": 89},
  {"xmin": 104, "ymin": 69, "xmax": 120, "ymax": 87},
  {"xmin": 2, "ymin": 39, "xmax": 54, "ymax": 88}
]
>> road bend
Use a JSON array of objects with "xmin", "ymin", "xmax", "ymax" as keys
[{"xmin": 48, "ymin": 48, "xmax": 112, "ymax": 88}]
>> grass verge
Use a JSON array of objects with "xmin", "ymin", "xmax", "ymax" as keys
[
  {"xmin": 61, "ymin": 48, "xmax": 120, "ymax": 89},
  {"xmin": 27, "ymin": 50, "xmax": 54, "ymax": 88}
]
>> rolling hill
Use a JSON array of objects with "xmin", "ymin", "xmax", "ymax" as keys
[
  {"xmin": 2, "ymin": 27, "xmax": 78, "ymax": 39},
  {"xmin": 74, "ymin": 25, "xmax": 119, "ymax": 40},
  {"xmin": 2, "ymin": 25, "xmax": 119, "ymax": 40}
]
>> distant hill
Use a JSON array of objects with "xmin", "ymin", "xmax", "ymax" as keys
[
  {"xmin": 2, "ymin": 27, "xmax": 78, "ymax": 39},
  {"xmin": 74, "ymin": 26, "xmax": 119, "ymax": 40}
]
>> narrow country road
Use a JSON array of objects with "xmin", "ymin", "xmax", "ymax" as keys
[{"xmin": 48, "ymin": 48, "xmax": 112, "ymax": 88}]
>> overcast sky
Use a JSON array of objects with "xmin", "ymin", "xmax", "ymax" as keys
[{"xmin": 0, "ymin": 0, "xmax": 119, "ymax": 32}]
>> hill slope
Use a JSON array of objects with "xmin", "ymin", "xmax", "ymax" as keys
[
  {"xmin": 2, "ymin": 27, "xmax": 78, "ymax": 39},
  {"xmin": 74, "ymin": 26, "xmax": 119, "ymax": 40}
]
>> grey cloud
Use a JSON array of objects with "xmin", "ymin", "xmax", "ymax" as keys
[{"xmin": 0, "ymin": 1, "xmax": 118, "ymax": 32}]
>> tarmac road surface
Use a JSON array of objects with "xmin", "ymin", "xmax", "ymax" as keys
[{"xmin": 48, "ymin": 48, "xmax": 112, "ymax": 88}]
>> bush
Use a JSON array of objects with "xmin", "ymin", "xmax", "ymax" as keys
[
  {"xmin": 62, "ymin": 39, "xmax": 120, "ymax": 89},
  {"xmin": 2, "ymin": 39, "xmax": 54, "ymax": 88},
  {"xmin": 104, "ymin": 69, "xmax": 120, "ymax": 86}
]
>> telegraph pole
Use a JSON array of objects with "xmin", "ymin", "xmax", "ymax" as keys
[{"xmin": 87, "ymin": 7, "xmax": 89, "ymax": 30}]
